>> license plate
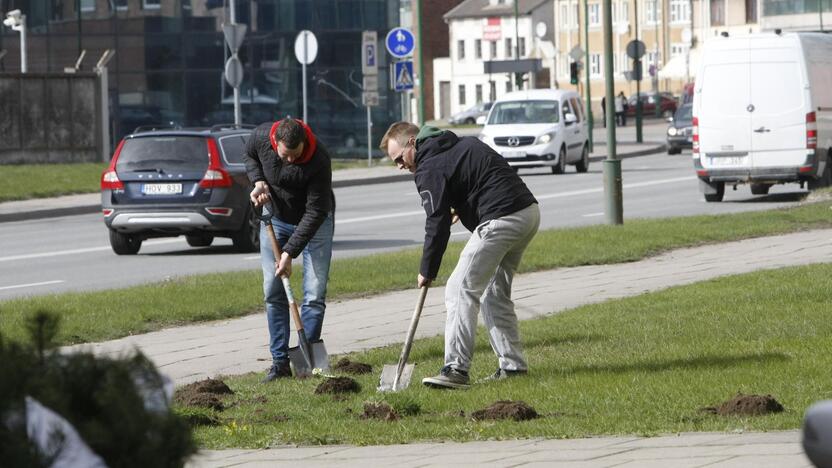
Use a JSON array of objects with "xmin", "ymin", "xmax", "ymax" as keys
[
  {"xmin": 709, "ymin": 156, "xmax": 745, "ymax": 167},
  {"xmin": 502, "ymin": 151, "xmax": 526, "ymax": 158},
  {"xmin": 142, "ymin": 183, "xmax": 183, "ymax": 195}
]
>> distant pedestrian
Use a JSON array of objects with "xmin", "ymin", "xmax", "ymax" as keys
[
  {"xmin": 615, "ymin": 91, "xmax": 626, "ymax": 127},
  {"xmin": 379, "ymin": 122, "xmax": 540, "ymax": 390},
  {"xmin": 243, "ymin": 118, "xmax": 335, "ymax": 383},
  {"xmin": 601, "ymin": 96, "xmax": 606, "ymax": 128}
]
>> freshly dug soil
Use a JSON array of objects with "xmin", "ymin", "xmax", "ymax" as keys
[
  {"xmin": 705, "ymin": 394, "xmax": 785, "ymax": 416},
  {"xmin": 173, "ymin": 378, "xmax": 234, "ymax": 410},
  {"xmin": 361, "ymin": 402, "xmax": 398, "ymax": 421},
  {"xmin": 333, "ymin": 358, "xmax": 373, "ymax": 375},
  {"xmin": 180, "ymin": 411, "xmax": 221, "ymax": 427},
  {"xmin": 175, "ymin": 393, "xmax": 224, "ymax": 411},
  {"xmin": 471, "ymin": 400, "xmax": 539, "ymax": 421},
  {"xmin": 314, "ymin": 377, "xmax": 361, "ymax": 394},
  {"xmin": 177, "ymin": 378, "xmax": 234, "ymax": 397}
]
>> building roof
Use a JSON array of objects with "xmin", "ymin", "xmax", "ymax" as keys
[{"xmin": 444, "ymin": 0, "xmax": 550, "ymax": 20}]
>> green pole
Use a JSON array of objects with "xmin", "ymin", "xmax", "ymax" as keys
[
  {"xmin": 602, "ymin": 0, "xmax": 623, "ymax": 225},
  {"xmin": 584, "ymin": 0, "xmax": 593, "ymax": 153},
  {"xmin": 654, "ymin": 0, "xmax": 661, "ymax": 118},
  {"xmin": 415, "ymin": 0, "xmax": 425, "ymax": 125},
  {"xmin": 514, "ymin": 0, "xmax": 521, "ymax": 89}
]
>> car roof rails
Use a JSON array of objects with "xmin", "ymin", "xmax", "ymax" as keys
[
  {"xmin": 132, "ymin": 124, "xmax": 182, "ymax": 134},
  {"xmin": 209, "ymin": 123, "xmax": 257, "ymax": 131}
]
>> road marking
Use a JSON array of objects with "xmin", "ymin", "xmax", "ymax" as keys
[
  {"xmin": 0, "ymin": 280, "xmax": 65, "ymax": 291},
  {"xmin": 335, "ymin": 210, "xmax": 424, "ymax": 225},
  {"xmin": 536, "ymin": 176, "xmax": 694, "ymax": 201},
  {"xmin": 243, "ymin": 255, "xmax": 261, "ymax": 261},
  {"xmin": 0, "ymin": 238, "xmax": 183, "ymax": 263},
  {"xmin": 582, "ymin": 212, "xmax": 604, "ymax": 217}
]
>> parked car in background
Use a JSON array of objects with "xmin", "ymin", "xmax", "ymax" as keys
[
  {"xmin": 479, "ymin": 89, "xmax": 589, "ymax": 174},
  {"xmin": 666, "ymin": 103, "xmax": 693, "ymax": 154},
  {"xmin": 449, "ymin": 101, "xmax": 493, "ymax": 125},
  {"xmin": 626, "ymin": 92, "xmax": 678, "ymax": 118},
  {"xmin": 101, "ymin": 125, "xmax": 258, "ymax": 255}
]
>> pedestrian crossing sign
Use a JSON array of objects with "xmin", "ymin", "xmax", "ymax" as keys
[{"xmin": 393, "ymin": 61, "xmax": 414, "ymax": 92}]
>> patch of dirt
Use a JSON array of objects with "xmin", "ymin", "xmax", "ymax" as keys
[
  {"xmin": 314, "ymin": 377, "xmax": 361, "ymax": 395},
  {"xmin": 471, "ymin": 400, "xmax": 539, "ymax": 422},
  {"xmin": 173, "ymin": 378, "xmax": 234, "ymax": 410},
  {"xmin": 703, "ymin": 394, "xmax": 785, "ymax": 416},
  {"xmin": 360, "ymin": 402, "xmax": 399, "ymax": 421},
  {"xmin": 332, "ymin": 358, "xmax": 373, "ymax": 375},
  {"xmin": 226, "ymin": 395, "xmax": 269, "ymax": 409},
  {"xmin": 180, "ymin": 412, "xmax": 221, "ymax": 427}
]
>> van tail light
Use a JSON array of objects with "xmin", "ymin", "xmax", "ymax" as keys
[
  {"xmin": 101, "ymin": 139, "xmax": 126, "ymax": 191},
  {"xmin": 199, "ymin": 138, "xmax": 233, "ymax": 189},
  {"xmin": 692, "ymin": 116, "xmax": 699, "ymax": 156},
  {"xmin": 807, "ymin": 112, "xmax": 817, "ymax": 149},
  {"xmin": 206, "ymin": 207, "xmax": 233, "ymax": 216},
  {"xmin": 102, "ymin": 209, "xmax": 114, "ymax": 217}
]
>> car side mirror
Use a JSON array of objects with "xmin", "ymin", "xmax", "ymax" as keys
[
  {"xmin": 666, "ymin": 116, "xmax": 674, "ymax": 123},
  {"xmin": 564, "ymin": 113, "xmax": 577, "ymax": 125}
]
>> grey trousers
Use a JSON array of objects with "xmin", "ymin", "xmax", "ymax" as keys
[{"xmin": 444, "ymin": 203, "xmax": 540, "ymax": 373}]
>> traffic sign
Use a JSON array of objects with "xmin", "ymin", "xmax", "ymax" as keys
[
  {"xmin": 393, "ymin": 61, "xmax": 414, "ymax": 92},
  {"xmin": 225, "ymin": 56, "xmax": 243, "ymax": 88},
  {"xmin": 626, "ymin": 40, "xmax": 646, "ymax": 59},
  {"xmin": 362, "ymin": 91, "xmax": 380, "ymax": 107},
  {"xmin": 385, "ymin": 27, "xmax": 415, "ymax": 58},
  {"xmin": 362, "ymin": 30, "xmax": 378, "ymax": 75},
  {"xmin": 223, "ymin": 23, "xmax": 247, "ymax": 52},
  {"xmin": 569, "ymin": 45, "xmax": 584, "ymax": 61},
  {"xmin": 363, "ymin": 75, "xmax": 378, "ymax": 92},
  {"xmin": 294, "ymin": 30, "xmax": 318, "ymax": 65}
]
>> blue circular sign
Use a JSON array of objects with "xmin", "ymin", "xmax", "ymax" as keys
[{"xmin": 385, "ymin": 27, "xmax": 415, "ymax": 58}]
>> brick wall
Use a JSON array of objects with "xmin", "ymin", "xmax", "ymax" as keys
[{"xmin": 417, "ymin": 0, "xmax": 465, "ymax": 122}]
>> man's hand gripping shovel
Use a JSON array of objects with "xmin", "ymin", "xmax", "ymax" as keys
[{"xmin": 254, "ymin": 202, "xmax": 329, "ymax": 378}]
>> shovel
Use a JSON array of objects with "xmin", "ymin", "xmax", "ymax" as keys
[
  {"xmin": 256, "ymin": 203, "xmax": 329, "ymax": 378},
  {"xmin": 378, "ymin": 285, "xmax": 429, "ymax": 392}
]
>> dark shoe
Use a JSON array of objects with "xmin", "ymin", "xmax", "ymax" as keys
[
  {"xmin": 422, "ymin": 365, "xmax": 470, "ymax": 389},
  {"xmin": 478, "ymin": 368, "xmax": 528, "ymax": 383},
  {"xmin": 261, "ymin": 360, "xmax": 292, "ymax": 383}
]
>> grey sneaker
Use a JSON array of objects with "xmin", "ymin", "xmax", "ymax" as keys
[
  {"xmin": 479, "ymin": 368, "xmax": 528, "ymax": 383},
  {"xmin": 422, "ymin": 365, "xmax": 470, "ymax": 389}
]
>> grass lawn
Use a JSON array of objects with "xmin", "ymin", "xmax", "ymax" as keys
[
  {"xmin": 1, "ymin": 198, "xmax": 832, "ymax": 347},
  {"xmin": 185, "ymin": 263, "xmax": 832, "ymax": 447},
  {"xmin": 0, "ymin": 163, "xmax": 108, "ymax": 202}
]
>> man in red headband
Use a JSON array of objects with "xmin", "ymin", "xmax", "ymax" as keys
[{"xmin": 243, "ymin": 118, "xmax": 335, "ymax": 382}]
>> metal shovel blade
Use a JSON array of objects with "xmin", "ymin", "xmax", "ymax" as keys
[
  {"xmin": 288, "ymin": 339, "xmax": 329, "ymax": 377},
  {"xmin": 378, "ymin": 363, "xmax": 414, "ymax": 392}
]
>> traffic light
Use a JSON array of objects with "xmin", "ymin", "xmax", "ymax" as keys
[{"xmin": 569, "ymin": 62, "xmax": 579, "ymax": 85}]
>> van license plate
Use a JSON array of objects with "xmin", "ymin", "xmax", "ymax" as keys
[
  {"xmin": 709, "ymin": 156, "xmax": 744, "ymax": 167},
  {"xmin": 502, "ymin": 151, "xmax": 526, "ymax": 158},
  {"xmin": 143, "ymin": 183, "xmax": 183, "ymax": 195}
]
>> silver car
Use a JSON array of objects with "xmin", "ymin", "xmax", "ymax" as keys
[{"xmin": 449, "ymin": 102, "xmax": 493, "ymax": 125}]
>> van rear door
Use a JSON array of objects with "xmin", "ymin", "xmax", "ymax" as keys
[
  {"xmin": 698, "ymin": 37, "xmax": 752, "ymax": 172},
  {"xmin": 748, "ymin": 43, "xmax": 807, "ymax": 170}
]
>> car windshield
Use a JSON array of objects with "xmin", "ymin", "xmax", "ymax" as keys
[
  {"xmin": 116, "ymin": 136, "xmax": 209, "ymax": 173},
  {"xmin": 488, "ymin": 100, "xmax": 559, "ymax": 124},
  {"xmin": 675, "ymin": 104, "xmax": 693, "ymax": 123}
]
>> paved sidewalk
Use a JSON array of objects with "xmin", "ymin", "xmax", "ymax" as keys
[{"xmin": 189, "ymin": 430, "xmax": 811, "ymax": 468}]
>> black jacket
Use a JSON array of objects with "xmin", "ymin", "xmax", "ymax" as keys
[
  {"xmin": 414, "ymin": 128, "xmax": 537, "ymax": 279},
  {"xmin": 243, "ymin": 122, "xmax": 334, "ymax": 258}
]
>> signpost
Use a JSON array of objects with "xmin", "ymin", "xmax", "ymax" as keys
[
  {"xmin": 223, "ymin": 23, "xmax": 247, "ymax": 125},
  {"xmin": 294, "ymin": 30, "xmax": 318, "ymax": 123},
  {"xmin": 385, "ymin": 27, "xmax": 415, "ymax": 58},
  {"xmin": 626, "ymin": 39, "xmax": 647, "ymax": 143},
  {"xmin": 362, "ymin": 31, "xmax": 379, "ymax": 166},
  {"xmin": 385, "ymin": 27, "xmax": 415, "ymax": 129},
  {"xmin": 393, "ymin": 61, "xmax": 414, "ymax": 92}
]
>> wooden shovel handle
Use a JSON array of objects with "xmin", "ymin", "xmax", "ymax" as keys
[{"xmin": 264, "ymin": 222, "xmax": 305, "ymax": 332}]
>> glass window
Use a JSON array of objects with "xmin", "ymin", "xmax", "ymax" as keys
[
  {"xmin": 505, "ymin": 38, "xmax": 512, "ymax": 58},
  {"xmin": 589, "ymin": 3, "xmax": 601, "ymax": 26},
  {"xmin": 81, "ymin": 0, "xmax": 96, "ymax": 12},
  {"xmin": 646, "ymin": 0, "xmax": 662, "ymax": 23},
  {"xmin": 519, "ymin": 37, "xmax": 526, "ymax": 57},
  {"xmin": 590, "ymin": 53, "xmax": 601, "ymax": 76},
  {"xmin": 116, "ymin": 136, "xmax": 208, "ymax": 173},
  {"xmin": 475, "ymin": 84, "xmax": 483, "ymax": 103},
  {"xmin": 219, "ymin": 135, "xmax": 248, "ymax": 165},
  {"xmin": 458, "ymin": 40, "xmax": 465, "ymax": 60},
  {"xmin": 459, "ymin": 84, "xmax": 466, "ymax": 106},
  {"xmin": 489, "ymin": 81, "xmax": 496, "ymax": 101},
  {"xmin": 475, "ymin": 39, "xmax": 482, "ymax": 59},
  {"xmin": 621, "ymin": 1, "xmax": 629, "ymax": 22},
  {"xmin": 710, "ymin": 0, "xmax": 725, "ymax": 25},
  {"xmin": 490, "ymin": 40, "xmax": 497, "ymax": 58},
  {"xmin": 670, "ymin": 0, "xmax": 690, "ymax": 22},
  {"xmin": 561, "ymin": 4, "xmax": 569, "ymax": 27},
  {"xmin": 143, "ymin": 0, "xmax": 162, "ymax": 10},
  {"xmin": 488, "ymin": 100, "xmax": 560, "ymax": 124}
]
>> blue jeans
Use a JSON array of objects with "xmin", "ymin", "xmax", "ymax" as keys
[{"xmin": 260, "ymin": 212, "xmax": 334, "ymax": 363}]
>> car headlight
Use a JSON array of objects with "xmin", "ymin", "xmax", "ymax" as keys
[
  {"xmin": 537, "ymin": 132, "xmax": 555, "ymax": 144},
  {"xmin": 667, "ymin": 127, "xmax": 677, "ymax": 136}
]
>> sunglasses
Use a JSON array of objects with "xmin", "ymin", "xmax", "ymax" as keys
[{"xmin": 393, "ymin": 139, "xmax": 413, "ymax": 166}]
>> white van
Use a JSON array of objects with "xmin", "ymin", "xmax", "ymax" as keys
[
  {"xmin": 479, "ymin": 89, "xmax": 590, "ymax": 174},
  {"xmin": 693, "ymin": 32, "xmax": 832, "ymax": 202}
]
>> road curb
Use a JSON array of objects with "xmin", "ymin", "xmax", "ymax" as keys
[{"xmin": 0, "ymin": 144, "xmax": 665, "ymax": 223}]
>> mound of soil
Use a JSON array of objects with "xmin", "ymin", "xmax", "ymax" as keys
[
  {"xmin": 333, "ymin": 358, "xmax": 373, "ymax": 375},
  {"xmin": 314, "ymin": 377, "xmax": 361, "ymax": 395},
  {"xmin": 705, "ymin": 394, "xmax": 784, "ymax": 416},
  {"xmin": 361, "ymin": 402, "xmax": 399, "ymax": 421},
  {"xmin": 471, "ymin": 400, "xmax": 539, "ymax": 422},
  {"xmin": 173, "ymin": 378, "xmax": 234, "ymax": 410}
]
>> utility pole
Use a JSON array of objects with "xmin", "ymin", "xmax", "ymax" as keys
[
  {"xmin": 653, "ymin": 0, "xmax": 661, "ymax": 118},
  {"xmin": 584, "ymin": 0, "xmax": 594, "ymax": 152},
  {"xmin": 602, "ymin": 0, "xmax": 623, "ymax": 225},
  {"xmin": 415, "ymin": 0, "xmax": 425, "ymax": 125},
  {"xmin": 635, "ymin": 0, "xmax": 643, "ymax": 143},
  {"xmin": 514, "ymin": 0, "xmax": 521, "ymax": 89},
  {"xmin": 230, "ymin": 0, "xmax": 241, "ymax": 125}
]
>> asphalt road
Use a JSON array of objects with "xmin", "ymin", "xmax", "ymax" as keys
[{"xmin": 0, "ymin": 147, "xmax": 808, "ymax": 302}]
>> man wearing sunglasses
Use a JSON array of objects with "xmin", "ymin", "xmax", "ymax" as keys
[
  {"xmin": 244, "ymin": 118, "xmax": 335, "ymax": 382},
  {"xmin": 379, "ymin": 122, "xmax": 539, "ymax": 389}
]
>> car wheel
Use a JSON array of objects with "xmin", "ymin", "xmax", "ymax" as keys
[
  {"xmin": 552, "ymin": 146, "xmax": 566, "ymax": 174},
  {"xmin": 186, "ymin": 234, "xmax": 214, "ymax": 247},
  {"xmin": 464, "ymin": 117, "xmax": 475, "ymax": 125},
  {"xmin": 575, "ymin": 144, "xmax": 589, "ymax": 173},
  {"xmin": 808, "ymin": 158, "xmax": 832, "ymax": 190},
  {"xmin": 750, "ymin": 183, "xmax": 771, "ymax": 195},
  {"xmin": 703, "ymin": 182, "xmax": 725, "ymax": 202},
  {"xmin": 109, "ymin": 229, "xmax": 142, "ymax": 255},
  {"xmin": 232, "ymin": 207, "xmax": 260, "ymax": 252}
]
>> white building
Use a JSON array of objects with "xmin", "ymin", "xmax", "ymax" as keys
[{"xmin": 432, "ymin": 0, "xmax": 555, "ymax": 121}]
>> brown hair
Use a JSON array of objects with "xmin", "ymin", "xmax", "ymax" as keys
[
  {"xmin": 275, "ymin": 119, "xmax": 306, "ymax": 149},
  {"xmin": 379, "ymin": 121, "xmax": 419, "ymax": 153}
]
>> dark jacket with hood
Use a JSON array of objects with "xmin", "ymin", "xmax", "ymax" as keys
[
  {"xmin": 243, "ymin": 119, "xmax": 334, "ymax": 258},
  {"xmin": 414, "ymin": 126, "xmax": 537, "ymax": 279}
]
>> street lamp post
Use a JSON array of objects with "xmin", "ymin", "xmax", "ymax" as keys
[
  {"xmin": 3, "ymin": 9, "xmax": 27, "ymax": 73},
  {"xmin": 602, "ymin": 0, "xmax": 623, "ymax": 225}
]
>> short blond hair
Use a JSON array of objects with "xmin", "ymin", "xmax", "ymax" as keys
[{"xmin": 379, "ymin": 121, "xmax": 419, "ymax": 153}]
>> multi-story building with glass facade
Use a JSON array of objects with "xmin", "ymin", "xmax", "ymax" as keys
[{"xmin": 0, "ymin": 0, "xmax": 401, "ymax": 152}]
